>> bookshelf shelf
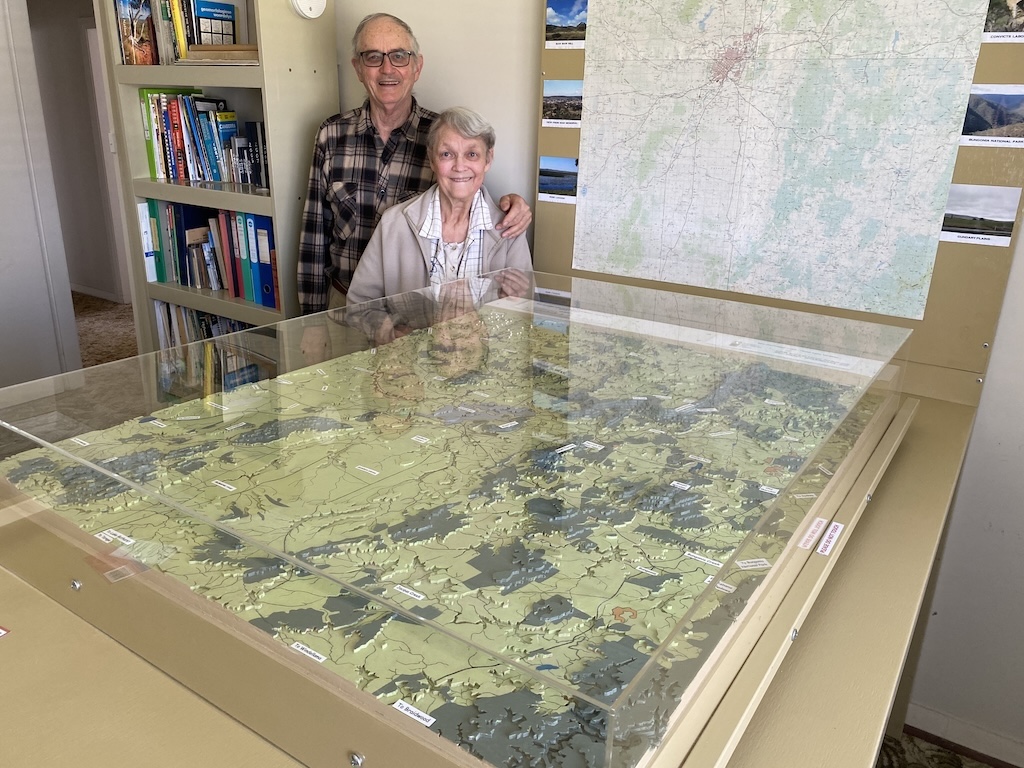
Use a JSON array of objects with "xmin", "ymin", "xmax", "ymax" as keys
[
  {"xmin": 146, "ymin": 281, "xmax": 281, "ymax": 326},
  {"xmin": 115, "ymin": 63, "xmax": 264, "ymax": 89},
  {"xmin": 132, "ymin": 178, "xmax": 274, "ymax": 216}
]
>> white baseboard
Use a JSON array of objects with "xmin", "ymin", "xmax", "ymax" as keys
[
  {"xmin": 905, "ymin": 702, "xmax": 1024, "ymax": 766},
  {"xmin": 70, "ymin": 285, "xmax": 122, "ymax": 303}
]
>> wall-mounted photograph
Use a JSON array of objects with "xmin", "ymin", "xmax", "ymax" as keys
[
  {"xmin": 538, "ymin": 156, "xmax": 579, "ymax": 203},
  {"xmin": 940, "ymin": 183, "xmax": 1022, "ymax": 246},
  {"xmin": 961, "ymin": 85, "xmax": 1024, "ymax": 146},
  {"xmin": 546, "ymin": 0, "xmax": 587, "ymax": 49},
  {"xmin": 542, "ymin": 80, "xmax": 583, "ymax": 127},
  {"xmin": 983, "ymin": 0, "xmax": 1024, "ymax": 40}
]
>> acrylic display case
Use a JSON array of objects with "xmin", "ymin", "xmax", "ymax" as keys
[{"xmin": 0, "ymin": 272, "xmax": 912, "ymax": 768}]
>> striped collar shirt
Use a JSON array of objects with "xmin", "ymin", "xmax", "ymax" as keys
[
  {"xmin": 419, "ymin": 186, "xmax": 495, "ymax": 294},
  {"xmin": 296, "ymin": 98, "xmax": 437, "ymax": 314}
]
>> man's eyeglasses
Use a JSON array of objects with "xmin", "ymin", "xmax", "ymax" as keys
[{"xmin": 358, "ymin": 49, "xmax": 416, "ymax": 67}]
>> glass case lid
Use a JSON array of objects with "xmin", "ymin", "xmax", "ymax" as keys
[{"xmin": 0, "ymin": 271, "xmax": 910, "ymax": 767}]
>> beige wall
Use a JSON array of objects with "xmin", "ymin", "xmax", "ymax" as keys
[{"xmin": 0, "ymin": 0, "xmax": 79, "ymax": 385}]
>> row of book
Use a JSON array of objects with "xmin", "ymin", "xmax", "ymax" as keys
[
  {"xmin": 116, "ymin": 0, "xmax": 247, "ymax": 66},
  {"xmin": 153, "ymin": 300, "xmax": 276, "ymax": 399},
  {"xmin": 137, "ymin": 200, "xmax": 279, "ymax": 309},
  {"xmin": 140, "ymin": 89, "xmax": 267, "ymax": 188}
]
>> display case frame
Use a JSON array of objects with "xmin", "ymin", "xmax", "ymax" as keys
[{"xmin": 0, "ymin": 272, "xmax": 913, "ymax": 768}]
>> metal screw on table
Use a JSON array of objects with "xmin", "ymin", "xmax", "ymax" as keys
[
  {"xmin": 349, "ymin": 753, "xmax": 366, "ymax": 767},
  {"xmin": 70, "ymin": 579, "xmax": 83, "ymax": 591},
  {"xmin": 791, "ymin": 628, "xmax": 799, "ymax": 642}
]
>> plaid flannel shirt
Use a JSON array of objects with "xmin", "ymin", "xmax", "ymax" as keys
[{"xmin": 296, "ymin": 99, "xmax": 437, "ymax": 314}]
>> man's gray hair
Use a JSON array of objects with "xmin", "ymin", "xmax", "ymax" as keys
[
  {"xmin": 352, "ymin": 13, "xmax": 420, "ymax": 55},
  {"xmin": 428, "ymin": 107, "xmax": 496, "ymax": 155}
]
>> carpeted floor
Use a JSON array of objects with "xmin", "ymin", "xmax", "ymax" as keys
[
  {"xmin": 878, "ymin": 731, "xmax": 1013, "ymax": 768},
  {"xmin": 72, "ymin": 292, "xmax": 138, "ymax": 367}
]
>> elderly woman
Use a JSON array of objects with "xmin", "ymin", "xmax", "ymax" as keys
[{"xmin": 346, "ymin": 107, "xmax": 532, "ymax": 312}]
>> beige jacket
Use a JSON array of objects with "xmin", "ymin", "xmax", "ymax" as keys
[{"xmin": 346, "ymin": 185, "xmax": 532, "ymax": 306}]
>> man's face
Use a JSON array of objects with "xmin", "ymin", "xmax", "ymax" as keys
[{"xmin": 352, "ymin": 18, "xmax": 423, "ymax": 114}]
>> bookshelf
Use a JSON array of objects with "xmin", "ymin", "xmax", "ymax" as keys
[{"xmin": 95, "ymin": 0, "xmax": 339, "ymax": 353}]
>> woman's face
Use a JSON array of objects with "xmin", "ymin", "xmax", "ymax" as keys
[{"xmin": 431, "ymin": 127, "xmax": 493, "ymax": 206}]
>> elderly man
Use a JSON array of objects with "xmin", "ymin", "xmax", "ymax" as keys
[{"xmin": 296, "ymin": 13, "xmax": 532, "ymax": 322}]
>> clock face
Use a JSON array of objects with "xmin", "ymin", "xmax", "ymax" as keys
[{"xmin": 290, "ymin": 0, "xmax": 326, "ymax": 19}]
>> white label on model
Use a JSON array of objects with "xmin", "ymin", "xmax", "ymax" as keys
[
  {"xmin": 96, "ymin": 529, "xmax": 135, "ymax": 546},
  {"xmin": 393, "ymin": 700, "xmax": 436, "ymax": 727},
  {"xmin": 291, "ymin": 642, "xmax": 326, "ymax": 663},
  {"xmin": 798, "ymin": 517, "xmax": 829, "ymax": 549},
  {"xmin": 685, "ymin": 551, "xmax": 724, "ymax": 568},
  {"xmin": 394, "ymin": 585, "xmax": 425, "ymax": 601},
  {"xmin": 737, "ymin": 558, "xmax": 772, "ymax": 570},
  {"xmin": 816, "ymin": 522, "xmax": 845, "ymax": 556}
]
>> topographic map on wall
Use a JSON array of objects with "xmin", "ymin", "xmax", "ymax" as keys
[{"xmin": 572, "ymin": 0, "xmax": 988, "ymax": 318}]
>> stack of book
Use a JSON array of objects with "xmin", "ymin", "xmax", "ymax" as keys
[
  {"xmin": 116, "ymin": 0, "xmax": 255, "ymax": 65},
  {"xmin": 137, "ymin": 199, "xmax": 280, "ymax": 310},
  {"xmin": 115, "ymin": 0, "xmax": 252, "ymax": 64},
  {"xmin": 139, "ymin": 89, "xmax": 267, "ymax": 190},
  {"xmin": 153, "ymin": 300, "xmax": 277, "ymax": 399}
]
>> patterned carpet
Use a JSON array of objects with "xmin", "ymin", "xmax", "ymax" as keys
[
  {"xmin": 878, "ymin": 732, "xmax": 1007, "ymax": 768},
  {"xmin": 72, "ymin": 292, "xmax": 138, "ymax": 367}
]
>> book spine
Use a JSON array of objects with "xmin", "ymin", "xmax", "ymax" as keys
[
  {"xmin": 137, "ymin": 201, "xmax": 157, "ymax": 282},
  {"xmin": 234, "ymin": 211, "xmax": 253, "ymax": 302},
  {"xmin": 161, "ymin": 202, "xmax": 178, "ymax": 283},
  {"xmin": 253, "ymin": 214, "xmax": 276, "ymax": 308},
  {"xmin": 206, "ymin": 217, "xmax": 227, "ymax": 290},
  {"xmin": 182, "ymin": 95, "xmax": 212, "ymax": 181},
  {"xmin": 181, "ymin": 0, "xmax": 197, "ymax": 47},
  {"xmin": 175, "ymin": 96, "xmax": 200, "ymax": 181},
  {"xmin": 148, "ymin": 198, "xmax": 167, "ymax": 282},
  {"xmin": 139, "ymin": 91, "xmax": 159, "ymax": 178},
  {"xmin": 245, "ymin": 213, "xmax": 260, "ymax": 304},
  {"xmin": 168, "ymin": 0, "xmax": 189, "ymax": 59},
  {"xmin": 216, "ymin": 210, "xmax": 236, "ymax": 298},
  {"xmin": 152, "ymin": 0, "xmax": 176, "ymax": 63},
  {"xmin": 166, "ymin": 97, "xmax": 187, "ymax": 181},
  {"xmin": 196, "ymin": 112, "xmax": 222, "ymax": 182}
]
